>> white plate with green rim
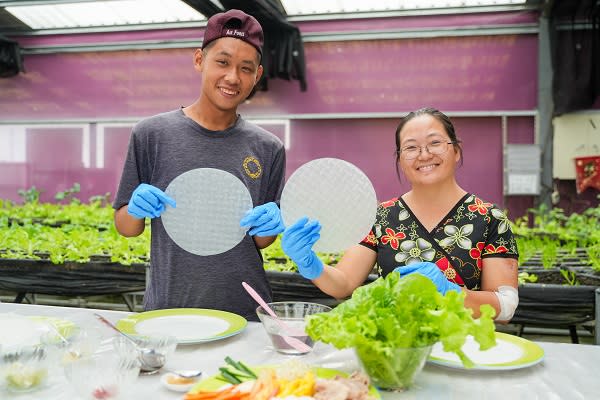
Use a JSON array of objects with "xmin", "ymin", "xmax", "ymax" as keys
[
  {"xmin": 428, "ymin": 332, "xmax": 544, "ymax": 370},
  {"xmin": 116, "ymin": 308, "xmax": 247, "ymax": 344},
  {"xmin": 0, "ymin": 314, "xmax": 77, "ymax": 349}
]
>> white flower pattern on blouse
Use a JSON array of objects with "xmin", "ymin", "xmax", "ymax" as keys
[
  {"xmin": 491, "ymin": 208, "xmax": 510, "ymax": 234},
  {"xmin": 439, "ymin": 224, "xmax": 474, "ymax": 250},
  {"xmin": 394, "ymin": 238, "xmax": 436, "ymax": 264}
]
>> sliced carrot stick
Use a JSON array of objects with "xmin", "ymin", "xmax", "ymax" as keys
[
  {"xmin": 214, "ymin": 389, "xmax": 248, "ymax": 400},
  {"xmin": 184, "ymin": 384, "xmax": 254, "ymax": 400},
  {"xmin": 184, "ymin": 386, "xmax": 236, "ymax": 400}
]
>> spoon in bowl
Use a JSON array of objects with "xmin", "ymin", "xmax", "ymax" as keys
[
  {"xmin": 45, "ymin": 323, "xmax": 82, "ymax": 359},
  {"xmin": 93, "ymin": 313, "xmax": 166, "ymax": 372},
  {"xmin": 242, "ymin": 282, "xmax": 312, "ymax": 353},
  {"xmin": 164, "ymin": 369, "xmax": 203, "ymax": 379}
]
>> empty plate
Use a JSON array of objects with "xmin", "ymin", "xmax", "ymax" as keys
[
  {"xmin": 280, "ymin": 158, "xmax": 378, "ymax": 253},
  {"xmin": 161, "ymin": 168, "xmax": 253, "ymax": 256},
  {"xmin": 116, "ymin": 308, "xmax": 247, "ymax": 344},
  {"xmin": 428, "ymin": 332, "xmax": 545, "ymax": 370}
]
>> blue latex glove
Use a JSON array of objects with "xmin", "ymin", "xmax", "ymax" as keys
[
  {"xmin": 240, "ymin": 202, "xmax": 285, "ymax": 237},
  {"xmin": 281, "ymin": 217, "xmax": 323, "ymax": 280},
  {"xmin": 127, "ymin": 183, "xmax": 176, "ymax": 219},
  {"xmin": 394, "ymin": 262, "xmax": 461, "ymax": 295}
]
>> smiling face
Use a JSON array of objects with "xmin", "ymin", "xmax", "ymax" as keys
[
  {"xmin": 195, "ymin": 36, "xmax": 263, "ymax": 115},
  {"xmin": 397, "ymin": 114, "xmax": 461, "ymax": 188}
]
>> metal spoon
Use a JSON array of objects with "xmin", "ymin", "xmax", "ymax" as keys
[
  {"xmin": 46, "ymin": 323, "xmax": 82, "ymax": 359},
  {"xmin": 93, "ymin": 313, "xmax": 166, "ymax": 372},
  {"xmin": 164, "ymin": 369, "xmax": 203, "ymax": 379}
]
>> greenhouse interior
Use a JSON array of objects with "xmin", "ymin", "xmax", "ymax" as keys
[{"xmin": 0, "ymin": 0, "xmax": 599, "ymax": 398}]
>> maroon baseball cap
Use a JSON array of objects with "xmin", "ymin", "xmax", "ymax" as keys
[{"xmin": 201, "ymin": 9, "xmax": 264, "ymax": 56}]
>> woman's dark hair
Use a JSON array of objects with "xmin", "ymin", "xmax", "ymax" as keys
[{"xmin": 394, "ymin": 107, "xmax": 464, "ymax": 180}]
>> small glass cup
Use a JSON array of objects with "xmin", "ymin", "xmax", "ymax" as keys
[
  {"xmin": 0, "ymin": 343, "xmax": 54, "ymax": 393},
  {"xmin": 256, "ymin": 301, "xmax": 332, "ymax": 355},
  {"xmin": 355, "ymin": 344, "xmax": 432, "ymax": 391},
  {"xmin": 64, "ymin": 336, "xmax": 140, "ymax": 399},
  {"xmin": 130, "ymin": 335, "xmax": 178, "ymax": 375}
]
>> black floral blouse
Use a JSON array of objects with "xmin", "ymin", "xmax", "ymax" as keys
[{"xmin": 360, "ymin": 193, "xmax": 519, "ymax": 290}]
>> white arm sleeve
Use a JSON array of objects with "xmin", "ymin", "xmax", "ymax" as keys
[{"xmin": 494, "ymin": 285, "xmax": 519, "ymax": 321}]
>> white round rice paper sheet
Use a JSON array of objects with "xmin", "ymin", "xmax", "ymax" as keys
[
  {"xmin": 161, "ymin": 168, "xmax": 252, "ymax": 256},
  {"xmin": 281, "ymin": 158, "xmax": 377, "ymax": 253}
]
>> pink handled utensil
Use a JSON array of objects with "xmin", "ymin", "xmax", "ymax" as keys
[{"xmin": 242, "ymin": 282, "xmax": 312, "ymax": 353}]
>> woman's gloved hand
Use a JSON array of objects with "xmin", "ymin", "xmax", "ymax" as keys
[
  {"xmin": 128, "ymin": 183, "xmax": 176, "ymax": 219},
  {"xmin": 240, "ymin": 202, "xmax": 285, "ymax": 237},
  {"xmin": 394, "ymin": 262, "xmax": 461, "ymax": 295},
  {"xmin": 281, "ymin": 217, "xmax": 323, "ymax": 280}
]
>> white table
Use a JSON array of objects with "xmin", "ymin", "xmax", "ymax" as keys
[{"xmin": 1, "ymin": 303, "xmax": 599, "ymax": 399}]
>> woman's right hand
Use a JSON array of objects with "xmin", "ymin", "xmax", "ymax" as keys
[{"xmin": 281, "ymin": 217, "xmax": 324, "ymax": 279}]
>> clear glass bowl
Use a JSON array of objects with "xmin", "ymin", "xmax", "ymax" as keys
[
  {"xmin": 0, "ymin": 343, "xmax": 55, "ymax": 393},
  {"xmin": 130, "ymin": 334, "xmax": 178, "ymax": 374},
  {"xmin": 355, "ymin": 344, "xmax": 432, "ymax": 391},
  {"xmin": 256, "ymin": 301, "xmax": 332, "ymax": 355},
  {"xmin": 63, "ymin": 336, "xmax": 140, "ymax": 399}
]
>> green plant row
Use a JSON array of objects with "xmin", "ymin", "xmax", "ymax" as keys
[
  {"xmin": 2, "ymin": 186, "xmax": 597, "ymax": 276},
  {"xmin": 0, "ymin": 185, "xmax": 148, "ymax": 265},
  {"xmin": 512, "ymin": 198, "xmax": 600, "ymax": 272},
  {"xmin": 0, "ymin": 216, "xmax": 150, "ymax": 265},
  {"xmin": 0, "ymin": 186, "xmax": 340, "ymax": 270}
]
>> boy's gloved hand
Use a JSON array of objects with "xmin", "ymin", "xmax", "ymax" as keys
[
  {"xmin": 281, "ymin": 217, "xmax": 323, "ymax": 280},
  {"xmin": 240, "ymin": 202, "xmax": 285, "ymax": 237},
  {"xmin": 127, "ymin": 183, "xmax": 176, "ymax": 219},
  {"xmin": 394, "ymin": 262, "xmax": 461, "ymax": 295}
]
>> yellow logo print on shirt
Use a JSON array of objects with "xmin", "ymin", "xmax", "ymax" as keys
[{"xmin": 243, "ymin": 156, "xmax": 262, "ymax": 179}]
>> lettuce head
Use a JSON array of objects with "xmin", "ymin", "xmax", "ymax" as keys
[{"xmin": 305, "ymin": 272, "xmax": 496, "ymax": 368}]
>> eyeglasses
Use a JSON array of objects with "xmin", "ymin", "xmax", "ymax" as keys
[{"xmin": 398, "ymin": 140, "xmax": 456, "ymax": 160}]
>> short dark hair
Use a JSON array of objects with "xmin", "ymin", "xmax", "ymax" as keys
[{"xmin": 394, "ymin": 107, "xmax": 464, "ymax": 180}]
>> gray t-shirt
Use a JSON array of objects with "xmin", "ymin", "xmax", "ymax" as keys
[{"xmin": 113, "ymin": 109, "xmax": 286, "ymax": 320}]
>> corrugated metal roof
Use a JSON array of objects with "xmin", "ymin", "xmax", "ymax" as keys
[
  {"xmin": 282, "ymin": 0, "xmax": 527, "ymax": 15},
  {"xmin": 0, "ymin": 0, "xmax": 532, "ymax": 33},
  {"xmin": 3, "ymin": 0, "xmax": 205, "ymax": 30}
]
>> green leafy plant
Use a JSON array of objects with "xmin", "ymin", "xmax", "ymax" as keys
[
  {"xmin": 306, "ymin": 273, "xmax": 496, "ymax": 371},
  {"xmin": 588, "ymin": 244, "xmax": 600, "ymax": 272},
  {"xmin": 55, "ymin": 183, "xmax": 81, "ymax": 204},
  {"xmin": 17, "ymin": 186, "xmax": 42, "ymax": 204},
  {"xmin": 559, "ymin": 269, "xmax": 579, "ymax": 286},
  {"xmin": 513, "ymin": 198, "xmax": 600, "ymax": 273},
  {"xmin": 518, "ymin": 271, "xmax": 538, "ymax": 284}
]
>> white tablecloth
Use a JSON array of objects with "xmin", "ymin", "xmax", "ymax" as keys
[{"xmin": 1, "ymin": 303, "xmax": 598, "ymax": 400}]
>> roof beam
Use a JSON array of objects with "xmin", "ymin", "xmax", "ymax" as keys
[
  {"xmin": 180, "ymin": 0, "xmax": 223, "ymax": 18},
  {"xmin": 0, "ymin": 0, "xmax": 100, "ymax": 6}
]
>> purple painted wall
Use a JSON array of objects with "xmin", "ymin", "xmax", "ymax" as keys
[
  {"xmin": 0, "ymin": 34, "xmax": 537, "ymax": 119},
  {"xmin": 286, "ymin": 117, "xmax": 529, "ymax": 206},
  {"xmin": 0, "ymin": 11, "xmax": 540, "ymax": 217},
  {"xmin": 0, "ymin": 115, "xmax": 534, "ymax": 217}
]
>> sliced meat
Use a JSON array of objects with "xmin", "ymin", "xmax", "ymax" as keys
[{"xmin": 314, "ymin": 378, "xmax": 350, "ymax": 400}]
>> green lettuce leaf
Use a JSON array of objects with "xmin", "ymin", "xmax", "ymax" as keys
[{"xmin": 306, "ymin": 273, "xmax": 496, "ymax": 368}]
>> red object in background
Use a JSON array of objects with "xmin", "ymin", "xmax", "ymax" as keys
[{"xmin": 575, "ymin": 156, "xmax": 600, "ymax": 194}]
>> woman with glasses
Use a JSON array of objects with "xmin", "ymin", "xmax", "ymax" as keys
[{"xmin": 282, "ymin": 108, "xmax": 519, "ymax": 321}]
